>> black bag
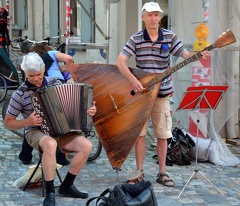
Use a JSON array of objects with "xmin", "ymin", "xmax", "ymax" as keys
[
  {"xmin": 166, "ymin": 127, "xmax": 195, "ymax": 166},
  {"xmin": 86, "ymin": 181, "xmax": 158, "ymax": 206}
]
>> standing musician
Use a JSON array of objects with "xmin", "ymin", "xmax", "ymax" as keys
[
  {"xmin": 4, "ymin": 52, "xmax": 97, "ymax": 206},
  {"xmin": 116, "ymin": 2, "xmax": 210, "ymax": 187}
]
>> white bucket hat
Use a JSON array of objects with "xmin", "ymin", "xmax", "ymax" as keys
[{"xmin": 141, "ymin": 2, "xmax": 163, "ymax": 13}]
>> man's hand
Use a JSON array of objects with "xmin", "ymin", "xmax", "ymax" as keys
[
  {"xmin": 132, "ymin": 79, "xmax": 145, "ymax": 94},
  {"xmin": 60, "ymin": 65, "xmax": 70, "ymax": 72},
  {"xmin": 182, "ymin": 50, "xmax": 210, "ymax": 60},
  {"xmin": 28, "ymin": 110, "xmax": 43, "ymax": 126},
  {"xmin": 87, "ymin": 101, "xmax": 97, "ymax": 116},
  {"xmin": 201, "ymin": 50, "xmax": 211, "ymax": 59}
]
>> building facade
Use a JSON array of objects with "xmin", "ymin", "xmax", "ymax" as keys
[{"xmin": 1, "ymin": 0, "xmax": 240, "ymax": 140}]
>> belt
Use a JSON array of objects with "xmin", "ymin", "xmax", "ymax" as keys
[{"xmin": 157, "ymin": 94, "xmax": 169, "ymax": 98}]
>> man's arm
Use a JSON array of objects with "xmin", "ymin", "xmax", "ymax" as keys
[
  {"xmin": 56, "ymin": 52, "xmax": 73, "ymax": 72},
  {"xmin": 181, "ymin": 50, "xmax": 210, "ymax": 60},
  {"xmin": 4, "ymin": 111, "xmax": 42, "ymax": 130},
  {"xmin": 116, "ymin": 54, "xmax": 145, "ymax": 93}
]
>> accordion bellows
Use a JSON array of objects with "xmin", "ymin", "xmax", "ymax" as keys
[{"xmin": 30, "ymin": 83, "xmax": 93, "ymax": 136}]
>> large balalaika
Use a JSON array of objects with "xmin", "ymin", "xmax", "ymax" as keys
[
  {"xmin": 69, "ymin": 30, "xmax": 236, "ymax": 170},
  {"xmin": 30, "ymin": 82, "xmax": 93, "ymax": 136}
]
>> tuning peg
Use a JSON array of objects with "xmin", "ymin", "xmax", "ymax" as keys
[{"xmin": 222, "ymin": 32, "xmax": 226, "ymax": 35}]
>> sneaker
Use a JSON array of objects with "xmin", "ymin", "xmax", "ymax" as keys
[
  {"xmin": 21, "ymin": 160, "xmax": 32, "ymax": 165},
  {"xmin": 58, "ymin": 185, "xmax": 88, "ymax": 199},
  {"xmin": 43, "ymin": 193, "xmax": 55, "ymax": 206}
]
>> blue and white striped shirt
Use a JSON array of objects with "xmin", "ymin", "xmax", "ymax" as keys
[
  {"xmin": 6, "ymin": 77, "xmax": 61, "ymax": 134},
  {"xmin": 120, "ymin": 28, "xmax": 186, "ymax": 97}
]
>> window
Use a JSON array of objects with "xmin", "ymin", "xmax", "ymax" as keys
[
  {"xmin": 13, "ymin": 0, "xmax": 27, "ymax": 30},
  {"xmin": 70, "ymin": 0, "xmax": 95, "ymax": 43}
]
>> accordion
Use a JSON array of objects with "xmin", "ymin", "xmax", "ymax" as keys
[{"xmin": 30, "ymin": 83, "xmax": 93, "ymax": 136}]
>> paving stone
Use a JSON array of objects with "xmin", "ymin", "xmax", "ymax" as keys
[{"xmin": 1, "ymin": 100, "xmax": 240, "ymax": 205}]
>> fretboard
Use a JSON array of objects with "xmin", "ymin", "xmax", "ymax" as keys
[{"xmin": 147, "ymin": 44, "xmax": 214, "ymax": 88}]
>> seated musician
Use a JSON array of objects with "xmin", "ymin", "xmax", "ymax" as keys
[
  {"xmin": 20, "ymin": 43, "xmax": 74, "ymax": 166},
  {"xmin": 4, "ymin": 52, "xmax": 97, "ymax": 206}
]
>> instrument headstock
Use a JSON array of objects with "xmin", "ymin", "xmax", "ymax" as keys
[{"xmin": 213, "ymin": 30, "xmax": 236, "ymax": 48}]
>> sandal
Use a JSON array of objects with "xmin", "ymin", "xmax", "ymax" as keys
[{"xmin": 156, "ymin": 173, "xmax": 175, "ymax": 187}]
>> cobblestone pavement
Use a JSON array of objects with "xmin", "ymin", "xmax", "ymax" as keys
[{"xmin": 0, "ymin": 96, "xmax": 240, "ymax": 206}]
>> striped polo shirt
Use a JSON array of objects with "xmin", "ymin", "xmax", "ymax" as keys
[
  {"xmin": 6, "ymin": 77, "xmax": 61, "ymax": 135},
  {"xmin": 120, "ymin": 28, "xmax": 187, "ymax": 97}
]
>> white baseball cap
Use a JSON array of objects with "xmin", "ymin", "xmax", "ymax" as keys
[{"xmin": 141, "ymin": 2, "xmax": 163, "ymax": 13}]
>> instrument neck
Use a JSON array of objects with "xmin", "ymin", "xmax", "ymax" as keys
[{"xmin": 146, "ymin": 44, "xmax": 214, "ymax": 89}]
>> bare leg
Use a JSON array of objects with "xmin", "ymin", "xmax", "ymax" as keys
[
  {"xmin": 156, "ymin": 138, "xmax": 174, "ymax": 186},
  {"xmin": 157, "ymin": 138, "xmax": 167, "ymax": 174},
  {"xmin": 62, "ymin": 136, "xmax": 92, "ymax": 175},
  {"xmin": 135, "ymin": 135, "xmax": 146, "ymax": 171},
  {"xmin": 40, "ymin": 136, "xmax": 58, "ymax": 181},
  {"xmin": 58, "ymin": 136, "xmax": 92, "ymax": 199}
]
